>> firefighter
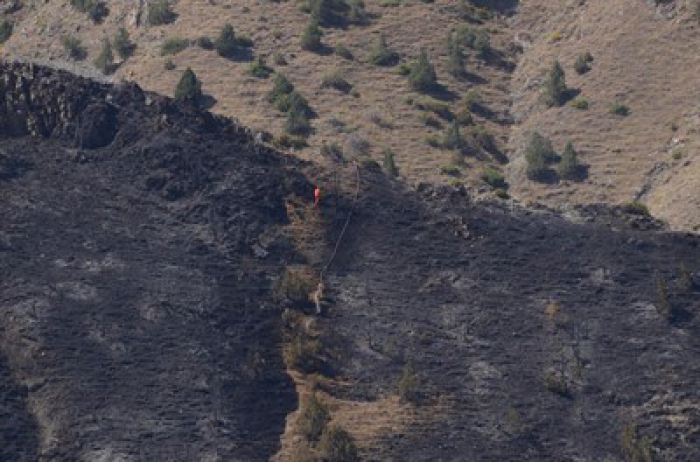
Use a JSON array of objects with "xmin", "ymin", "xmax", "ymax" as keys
[{"xmin": 314, "ymin": 186, "xmax": 321, "ymax": 207}]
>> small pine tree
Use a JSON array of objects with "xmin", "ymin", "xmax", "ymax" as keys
[
  {"xmin": 94, "ymin": 39, "xmax": 114, "ymax": 74},
  {"xmin": 268, "ymin": 73, "xmax": 295, "ymax": 105},
  {"xmin": 0, "ymin": 20, "xmax": 13, "ymax": 44},
  {"xmin": 300, "ymin": 19, "xmax": 323, "ymax": 51},
  {"xmin": 215, "ymin": 23, "xmax": 237, "ymax": 57},
  {"xmin": 525, "ymin": 132, "xmax": 556, "ymax": 181},
  {"xmin": 382, "ymin": 148, "xmax": 399, "ymax": 177},
  {"xmin": 544, "ymin": 60, "xmax": 567, "ymax": 107},
  {"xmin": 297, "ymin": 394, "xmax": 330, "ymax": 442},
  {"xmin": 574, "ymin": 52, "xmax": 592, "ymax": 75},
  {"xmin": 368, "ymin": 34, "xmax": 399, "ymax": 66},
  {"xmin": 248, "ymin": 56, "xmax": 272, "ymax": 78},
  {"xmin": 558, "ymin": 141, "xmax": 581, "ymax": 180},
  {"xmin": 408, "ymin": 49, "xmax": 438, "ymax": 93},
  {"xmin": 317, "ymin": 425, "xmax": 360, "ymax": 462},
  {"xmin": 113, "ymin": 27, "xmax": 134, "ymax": 59},
  {"xmin": 447, "ymin": 33, "xmax": 466, "ymax": 78},
  {"xmin": 174, "ymin": 67, "xmax": 202, "ymax": 102}
]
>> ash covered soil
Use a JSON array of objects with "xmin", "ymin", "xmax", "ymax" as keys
[{"xmin": 1, "ymin": 63, "xmax": 699, "ymax": 461}]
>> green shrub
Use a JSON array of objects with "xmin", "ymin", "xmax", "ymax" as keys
[
  {"xmin": 382, "ymin": 148, "xmax": 399, "ymax": 177},
  {"xmin": 0, "ymin": 20, "xmax": 13, "ymax": 44},
  {"xmin": 334, "ymin": 43, "xmax": 354, "ymax": 60},
  {"xmin": 622, "ymin": 200, "xmax": 650, "ymax": 216},
  {"xmin": 284, "ymin": 91, "xmax": 314, "ymax": 117},
  {"xmin": 174, "ymin": 67, "xmax": 202, "ymax": 102},
  {"xmin": 408, "ymin": 50, "xmax": 438, "ymax": 93},
  {"xmin": 544, "ymin": 60, "xmax": 567, "ymax": 107},
  {"xmin": 494, "ymin": 188, "xmax": 509, "ymax": 199},
  {"xmin": 609, "ymin": 102, "xmax": 630, "ymax": 116},
  {"xmin": 424, "ymin": 135, "xmax": 441, "ymax": 148},
  {"xmin": 300, "ymin": 19, "xmax": 324, "ymax": 51},
  {"xmin": 62, "ymin": 35, "xmax": 86, "ymax": 60},
  {"xmin": 147, "ymin": 0, "xmax": 177, "ymax": 25},
  {"xmin": 321, "ymin": 70, "xmax": 352, "ymax": 93},
  {"xmin": 248, "ymin": 56, "xmax": 273, "ymax": 78},
  {"xmin": 574, "ymin": 51, "xmax": 593, "ymax": 74},
  {"xmin": 471, "ymin": 125, "xmax": 496, "ymax": 152},
  {"xmin": 273, "ymin": 53, "xmax": 288, "ymax": 66},
  {"xmin": 420, "ymin": 113, "xmax": 441, "ymax": 128},
  {"xmin": 379, "ymin": 0, "xmax": 401, "ymax": 7},
  {"xmin": 525, "ymin": 132, "xmax": 556, "ymax": 181},
  {"xmin": 113, "ymin": 27, "xmax": 134, "ymax": 58},
  {"xmin": 164, "ymin": 59, "xmax": 176, "ymax": 70},
  {"xmin": 160, "ymin": 37, "xmax": 189, "ymax": 56},
  {"xmin": 369, "ymin": 34, "xmax": 399, "ymax": 66},
  {"xmin": 398, "ymin": 364, "xmax": 420, "ymax": 403},
  {"xmin": 215, "ymin": 23, "xmax": 238, "ymax": 57},
  {"xmin": 308, "ymin": 0, "xmax": 348, "ymax": 27},
  {"xmin": 317, "ymin": 425, "xmax": 360, "ymax": 462},
  {"xmin": 297, "ymin": 394, "xmax": 330, "ymax": 442},
  {"xmin": 463, "ymin": 89, "xmax": 482, "ymax": 112},
  {"xmin": 93, "ymin": 39, "xmax": 115, "ymax": 74},
  {"xmin": 570, "ymin": 98, "xmax": 588, "ymax": 110},
  {"xmin": 440, "ymin": 164, "xmax": 461, "ymax": 177},
  {"xmin": 394, "ymin": 63, "xmax": 412, "ymax": 76},
  {"xmin": 558, "ymin": 141, "xmax": 582, "ymax": 180},
  {"xmin": 236, "ymin": 35, "xmax": 254, "ymax": 48},
  {"xmin": 454, "ymin": 24, "xmax": 490, "ymax": 59},
  {"xmin": 481, "ymin": 167, "xmax": 505, "ymax": 188}
]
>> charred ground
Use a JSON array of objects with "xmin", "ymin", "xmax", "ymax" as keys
[{"xmin": 0, "ymin": 63, "xmax": 699, "ymax": 461}]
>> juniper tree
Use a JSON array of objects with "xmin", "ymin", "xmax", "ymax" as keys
[
  {"xmin": 300, "ymin": 18, "xmax": 323, "ymax": 51},
  {"xmin": 447, "ymin": 33, "xmax": 466, "ymax": 78},
  {"xmin": 215, "ymin": 23, "xmax": 237, "ymax": 57},
  {"xmin": 558, "ymin": 141, "xmax": 581, "ymax": 179},
  {"xmin": 382, "ymin": 148, "xmax": 399, "ymax": 177},
  {"xmin": 525, "ymin": 132, "xmax": 556, "ymax": 181},
  {"xmin": 544, "ymin": 60, "xmax": 567, "ymax": 107},
  {"xmin": 174, "ymin": 67, "xmax": 202, "ymax": 102},
  {"xmin": 408, "ymin": 49, "xmax": 438, "ymax": 93}
]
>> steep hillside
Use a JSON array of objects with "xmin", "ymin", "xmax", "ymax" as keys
[
  {"xmin": 2, "ymin": 1, "xmax": 698, "ymax": 231},
  {"xmin": 508, "ymin": 0, "xmax": 700, "ymax": 232},
  {"xmin": 1, "ymin": 60, "xmax": 700, "ymax": 461},
  {"xmin": 0, "ymin": 62, "xmax": 308, "ymax": 461}
]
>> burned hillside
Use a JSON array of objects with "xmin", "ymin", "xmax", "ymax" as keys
[{"xmin": 0, "ymin": 63, "xmax": 699, "ymax": 461}]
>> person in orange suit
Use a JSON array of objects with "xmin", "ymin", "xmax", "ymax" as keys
[{"xmin": 314, "ymin": 186, "xmax": 321, "ymax": 207}]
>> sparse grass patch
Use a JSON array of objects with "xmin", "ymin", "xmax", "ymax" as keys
[
  {"xmin": 297, "ymin": 394, "xmax": 330, "ymax": 442},
  {"xmin": 275, "ymin": 267, "xmax": 315, "ymax": 305},
  {"xmin": 620, "ymin": 423, "xmax": 654, "ymax": 462},
  {"xmin": 317, "ymin": 425, "xmax": 360, "ymax": 462},
  {"xmin": 570, "ymin": 98, "xmax": 588, "ymax": 110},
  {"xmin": 274, "ymin": 134, "xmax": 309, "ymax": 149},
  {"xmin": 398, "ymin": 363, "xmax": 420, "ymax": 404}
]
